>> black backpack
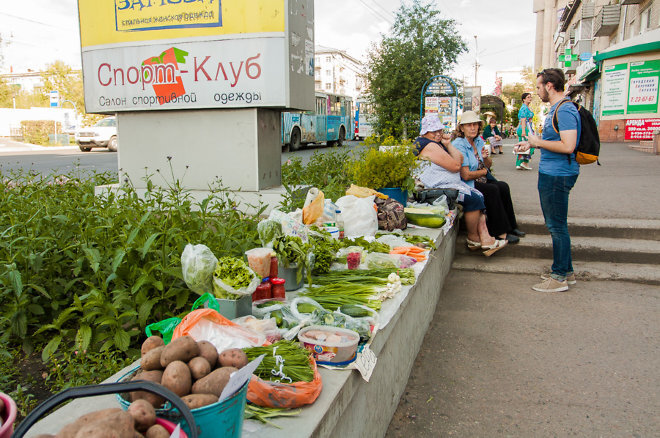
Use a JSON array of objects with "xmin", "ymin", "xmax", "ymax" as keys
[{"xmin": 552, "ymin": 99, "xmax": 600, "ymax": 165}]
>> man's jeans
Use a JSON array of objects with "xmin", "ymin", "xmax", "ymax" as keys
[{"xmin": 538, "ymin": 172, "xmax": 579, "ymax": 280}]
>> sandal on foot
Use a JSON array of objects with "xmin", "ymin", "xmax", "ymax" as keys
[
  {"xmin": 482, "ymin": 239, "xmax": 507, "ymax": 257},
  {"xmin": 466, "ymin": 238, "xmax": 481, "ymax": 251}
]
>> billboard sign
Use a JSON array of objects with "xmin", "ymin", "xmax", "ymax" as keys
[
  {"xmin": 625, "ymin": 118, "xmax": 660, "ymax": 141},
  {"xmin": 627, "ymin": 60, "xmax": 660, "ymax": 115},
  {"xmin": 78, "ymin": 0, "xmax": 314, "ymax": 113},
  {"xmin": 601, "ymin": 63, "xmax": 628, "ymax": 116}
]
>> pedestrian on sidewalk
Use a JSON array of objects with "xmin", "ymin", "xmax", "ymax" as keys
[
  {"xmin": 453, "ymin": 111, "xmax": 525, "ymax": 245},
  {"xmin": 516, "ymin": 93, "xmax": 534, "ymax": 170},
  {"xmin": 483, "ymin": 117, "xmax": 504, "ymax": 154},
  {"xmin": 516, "ymin": 68, "xmax": 581, "ymax": 292}
]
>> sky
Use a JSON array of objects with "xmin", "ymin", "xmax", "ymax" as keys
[{"xmin": 0, "ymin": 0, "xmax": 536, "ymax": 94}]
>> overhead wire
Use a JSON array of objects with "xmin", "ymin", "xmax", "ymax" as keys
[{"xmin": 356, "ymin": 0, "xmax": 394, "ymax": 25}]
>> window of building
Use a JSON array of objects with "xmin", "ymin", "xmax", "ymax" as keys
[
  {"xmin": 325, "ymin": 70, "xmax": 331, "ymax": 76},
  {"xmin": 325, "ymin": 83, "xmax": 331, "ymax": 90},
  {"xmin": 640, "ymin": 6, "xmax": 651, "ymax": 34},
  {"xmin": 326, "ymin": 56, "xmax": 331, "ymax": 62}
]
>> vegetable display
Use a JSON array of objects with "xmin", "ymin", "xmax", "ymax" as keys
[
  {"xmin": 213, "ymin": 256, "xmax": 257, "ymax": 299},
  {"xmin": 312, "ymin": 268, "xmax": 416, "ymax": 285},
  {"xmin": 244, "ymin": 340, "xmax": 314, "ymax": 383},
  {"xmin": 300, "ymin": 284, "xmax": 382, "ymax": 311},
  {"xmin": 273, "ymin": 235, "xmax": 312, "ymax": 284}
]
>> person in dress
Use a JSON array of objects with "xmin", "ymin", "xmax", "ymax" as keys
[{"xmin": 516, "ymin": 93, "xmax": 535, "ymax": 170}]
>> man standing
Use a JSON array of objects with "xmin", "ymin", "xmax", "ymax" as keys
[{"xmin": 516, "ymin": 68, "xmax": 581, "ymax": 292}]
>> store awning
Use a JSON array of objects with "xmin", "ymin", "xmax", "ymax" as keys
[{"xmin": 594, "ymin": 30, "xmax": 660, "ymax": 61}]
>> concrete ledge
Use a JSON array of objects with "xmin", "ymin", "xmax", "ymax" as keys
[{"xmin": 25, "ymin": 225, "xmax": 457, "ymax": 438}]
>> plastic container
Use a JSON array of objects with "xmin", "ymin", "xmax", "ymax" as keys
[
  {"xmin": 278, "ymin": 264, "xmax": 304, "ymax": 291},
  {"xmin": 269, "ymin": 255, "xmax": 278, "ymax": 278},
  {"xmin": 298, "ymin": 325, "xmax": 360, "ymax": 365},
  {"xmin": 270, "ymin": 277, "xmax": 286, "ymax": 299},
  {"xmin": 116, "ymin": 366, "xmax": 248, "ymax": 438},
  {"xmin": 0, "ymin": 392, "xmax": 17, "ymax": 438},
  {"xmin": 347, "ymin": 252, "xmax": 361, "ymax": 270},
  {"xmin": 211, "ymin": 294, "xmax": 252, "ymax": 319},
  {"xmin": 335, "ymin": 209, "xmax": 345, "ymax": 239},
  {"xmin": 252, "ymin": 281, "xmax": 272, "ymax": 302},
  {"xmin": 378, "ymin": 187, "xmax": 408, "ymax": 206},
  {"xmin": 323, "ymin": 226, "xmax": 340, "ymax": 240},
  {"xmin": 245, "ymin": 248, "xmax": 273, "ymax": 278}
]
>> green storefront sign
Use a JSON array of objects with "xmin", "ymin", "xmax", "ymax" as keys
[
  {"xmin": 601, "ymin": 63, "xmax": 628, "ymax": 116},
  {"xmin": 627, "ymin": 59, "xmax": 660, "ymax": 115}
]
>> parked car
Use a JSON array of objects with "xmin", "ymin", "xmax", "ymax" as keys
[{"xmin": 75, "ymin": 117, "xmax": 118, "ymax": 152}]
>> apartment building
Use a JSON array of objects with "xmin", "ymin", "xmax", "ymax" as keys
[
  {"xmin": 534, "ymin": 0, "xmax": 659, "ymax": 142},
  {"xmin": 314, "ymin": 46, "xmax": 365, "ymax": 100}
]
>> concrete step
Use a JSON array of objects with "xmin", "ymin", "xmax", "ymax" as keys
[
  {"xmin": 451, "ymin": 255, "xmax": 660, "ymax": 286},
  {"xmin": 455, "ymin": 233, "xmax": 660, "ymax": 265},
  {"xmin": 515, "ymin": 215, "xmax": 660, "ymax": 241}
]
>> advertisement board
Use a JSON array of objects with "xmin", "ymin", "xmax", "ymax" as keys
[
  {"xmin": 78, "ymin": 0, "xmax": 314, "ymax": 113},
  {"xmin": 627, "ymin": 60, "xmax": 660, "ymax": 115},
  {"xmin": 625, "ymin": 118, "xmax": 660, "ymax": 140},
  {"xmin": 601, "ymin": 63, "xmax": 628, "ymax": 116}
]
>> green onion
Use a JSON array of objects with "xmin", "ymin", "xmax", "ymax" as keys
[
  {"xmin": 244, "ymin": 340, "xmax": 314, "ymax": 383},
  {"xmin": 300, "ymin": 283, "xmax": 382, "ymax": 311},
  {"xmin": 313, "ymin": 268, "xmax": 415, "ymax": 285},
  {"xmin": 244, "ymin": 404, "xmax": 301, "ymax": 428}
]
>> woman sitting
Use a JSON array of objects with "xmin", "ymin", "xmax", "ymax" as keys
[
  {"xmin": 413, "ymin": 115, "xmax": 507, "ymax": 256},
  {"xmin": 452, "ymin": 111, "xmax": 525, "ymax": 244},
  {"xmin": 483, "ymin": 117, "xmax": 503, "ymax": 154}
]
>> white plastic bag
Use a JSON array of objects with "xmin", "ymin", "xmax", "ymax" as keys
[
  {"xmin": 268, "ymin": 209, "xmax": 309, "ymax": 242},
  {"xmin": 335, "ymin": 195, "xmax": 378, "ymax": 238},
  {"xmin": 181, "ymin": 244, "xmax": 218, "ymax": 295},
  {"xmin": 187, "ymin": 318, "xmax": 265, "ymax": 351}
]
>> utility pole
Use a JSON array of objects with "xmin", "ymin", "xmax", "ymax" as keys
[{"xmin": 473, "ymin": 35, "xmax": 479, "ymax": 86}]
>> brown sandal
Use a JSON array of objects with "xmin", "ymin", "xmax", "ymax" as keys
[{"xmin": 482, "ymin": 239, "xmax": 507, "ymax": 257}]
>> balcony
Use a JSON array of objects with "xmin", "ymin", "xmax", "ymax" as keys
[
  {"xmin": 581, "ymin": 1, "xmax": 595, "ymax": 19},
  {"xmin": 573, "ymin": 39, "xmax": 593, "ymax": 57},
  {"xmin": 621, "ymin": 0, "xmax": 643, "ymax": 4},
  {"xmin": 593, "ymin": 4, "xmax": 621, "ymax": 37}
]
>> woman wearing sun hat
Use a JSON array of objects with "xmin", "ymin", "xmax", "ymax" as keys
[
  {"xmin": 453, "ymin": 111, "xmax": 525, "ymax": 244},
  {"xmin": 413, "ymin": 115, "xmax": 507, "ymax": 256}
]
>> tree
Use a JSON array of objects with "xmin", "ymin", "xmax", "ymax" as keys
[
  {"xmin": 365, "ymin": 0, "xmax": 467, "ymax": 139},
  {"xmin": 41, "ymin": 61, "xmax": 84, "ymax": 115}
]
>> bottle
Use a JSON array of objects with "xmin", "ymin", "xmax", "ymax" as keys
[{"xmin": 335, "ymin": 209, "xmax": 344, "ymax": 239}]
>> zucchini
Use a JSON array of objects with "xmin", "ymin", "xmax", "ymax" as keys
[{"xmin": 339, "ymin": 304, "xmax": 372, "ymax": 318}]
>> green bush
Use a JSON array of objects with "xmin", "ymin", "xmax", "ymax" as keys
[
  {"xmin": 351, "ymin": 146, "xmax": 419, "ymax": 192},
  {"xmin": 21, "ymin": 120, "xmax": 61, "ymax": 146}
]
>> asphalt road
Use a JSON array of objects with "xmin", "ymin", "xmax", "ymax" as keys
[{"xmin": 0, "ymin": 138, "xmax": 365, "ymax": 178}]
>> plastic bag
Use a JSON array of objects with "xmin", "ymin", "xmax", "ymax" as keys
[
  {"xmin": 335, "ymin": 195, "xmax": 378, "ymax": 238},
  {"xmin": 268, "ymin": 209, "xmax": 308, "ymax": 242},
  {"xmin": 432, "ymin": 195, "xmax": 449, "ymax": 214},
  {"xmin": 233, "ymin": 315, "xmax": 281, "ymax": 343},
  {"xmin": 181, "ymin": 244, "xmax": 218, "ymax": 295},
  {"xmin": 374, "ymin": 234, "xmax": 414, "ymax": 249},
  {"xmin": 172, "ymin": 308, "xmax": 265, "ymax": 352},
  {"xmin": 346, "ymin": 184, "xmax": 388, "ymax": 199},
  {"xmin": 145, "ymin": 317, "xmax": 182, "ymax": 344},
  {"xmin": 213, "ymin": 259, "xmax": 260, "ymax": 297},
  {"xmin": 257, "ymin": 220, "xmax": 283, "ymax": 248},
  {"xmin": 364, "ymin": 252, "xmax": 416, "ymax": 269},
  {"xmin": 406, "ymin": 201, "xmax": 447, "ymax": 216},
  {"xmin": 245, "ymin": 248, "xmax": 274, "ymax": 278},
  {"xmin": 247, "ymin": 356, "xmax": 323, "ymax": 408},
  {"xmin": 317, "ymin": 200, "xmax": 338, "ymax": 225},
  {"xmin": 302, "ymin": 188, "xmax": 325, "ymax": 225}
]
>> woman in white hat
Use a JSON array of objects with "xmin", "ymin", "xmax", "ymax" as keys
[
  {"xmin": 413, "ymin": 115, "xmax": 507, "ymax": 256},
  {"xmin": 453, "ymin": 111, "xmax": 526, "ymax": 244}
]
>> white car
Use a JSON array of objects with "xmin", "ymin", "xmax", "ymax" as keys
[{"xmin": 75, "ymin": 117, "xmax": 118, "ymax": 152}]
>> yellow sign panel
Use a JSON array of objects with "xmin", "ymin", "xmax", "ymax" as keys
[{"xmin": 78, "ymin": 0, "xmax": 285, "ymax": 48}]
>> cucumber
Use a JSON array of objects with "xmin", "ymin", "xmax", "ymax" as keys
[
  {"xmin": 339, "ymin": 304, "xmax": 372, "ymax": 318},
  {"xmin": 296, "ymin": 303, "xmax": 320, "ymax": 314}
]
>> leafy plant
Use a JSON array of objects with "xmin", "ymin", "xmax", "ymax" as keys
[
  {"xmin": 46, "ymin": 349, "xmax": 134, "ymax": 392},
  {"xmin": 351, "ymin": 146, "xmax": 419, "ymax": 192}
]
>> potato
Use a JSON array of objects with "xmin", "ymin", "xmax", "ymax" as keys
[
  {"xmin": 130, "ymin": 370, "xmax": 165, "ymax": 408},
  {"xmin": 128, "ymin": 399, "xmax": 156, "ymax": 432},
  {"xmin": 218, "ymin": 348, "xmax": 248, "ymax": 369},
  {"xmin": 188, "ymin": 357, "xmax": 211, "ymax": 380},
  {"xmin": 55, "ymin": 408, "xmax": 125, "ymax": 438},
  {"xmin": 191, "ymin": 366, "xmax": 237, "ymax": 397},
  {"xmin": 34, "ymin": 435, "xmax": 55, "ymax": 438},
  {"xmin": 141, "ymin": 336, "xmax": 164, "ymax": 356},
  {"xmin": 161, "ymin": 360, "xmax": 192, "ymax": 397},
  {"xmin": 197, "ymin": 341, "xmax": 218, "ymax": 368},
  {"xmin": 73, "ymin": 410, "xmax": 135, "ymax": 438},
  {"xmin": 181, "ymin": 393, "xmax": 219, "ymax": 410},
  {"xmin": 145, "ymin": 425, "xmax": 170, "ymax": 438},
  {"xmin": 160, "ymin": 336, "xmax": 199, "ymax": 368},
  {"xmin": 141, "ymin": 346, "xmax": 165, "ymax": 371}
]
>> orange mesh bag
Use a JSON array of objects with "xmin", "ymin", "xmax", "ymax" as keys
[{"xmin": 246, "ymin": 356, "xmax": 323, "ymax": 408}]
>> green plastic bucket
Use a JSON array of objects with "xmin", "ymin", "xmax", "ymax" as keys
[{"xmin": 117, "ymin": 366, "xmax": 248, "ymax": 438}]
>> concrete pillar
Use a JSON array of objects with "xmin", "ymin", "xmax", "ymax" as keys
[
  {"xmin": 535, "ymin": 10, "xmax": 545, "ymax": 72},
  {"xmin": 542, "ymin": 0, "xmax": 556, "ymax": 69}
]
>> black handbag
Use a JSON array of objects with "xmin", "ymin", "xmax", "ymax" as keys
[{"xmin": 413, "ymin": 188, "xmax": 458, "ymax": 209}]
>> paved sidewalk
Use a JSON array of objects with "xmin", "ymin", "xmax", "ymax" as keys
[
  {"xmin": 0, "ymin": 138, "xmax": 78, "ymax": 153},
  {"xmin": 489, "ymin": 140, "xmax": 660, "ymax": 220},
  {"xmin": 386, "ymin": 271, "xmax": 660, "ymax": 437}
]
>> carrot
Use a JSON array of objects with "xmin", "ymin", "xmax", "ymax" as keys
[{"xmin": 390, "ymin": 247, "xmax": 428, "ymax": 261}]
